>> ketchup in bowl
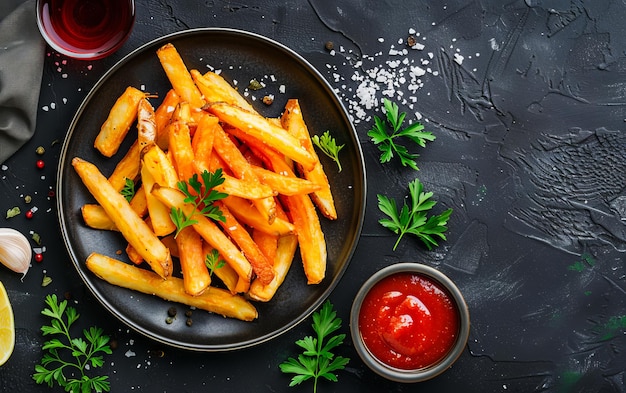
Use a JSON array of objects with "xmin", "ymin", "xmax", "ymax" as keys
[
  {"xmin": 359, "ymin": 272, "xmax": 459, "ymax": 369},
  {"xmin": 350, "ymin": 263, "xmax": 469, "ymax": 383}
]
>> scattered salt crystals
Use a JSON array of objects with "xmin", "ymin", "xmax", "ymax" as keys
[
  {"xmin": 42, "ymin": 106, "xmax": 49, "ymax": 111},
  {"xmin": 489, "ymin": 38, "xmax": 500, "ymax": 51},
  {"xmin": 50, "ymin": 103, "xmax": 56, "ymax": 110},
  {"xmin": 125, "ymin": 350, "xmax": 136, "ymax": 357},
  {"xmin": 454, "ymin": 53, "xmax": 465, "ymax": 65},
  {"xmin": 1, "ymin": 165, "xmax": 7, "ymax": 171},
  {"xmin": 327, "ymin": 27, "xmax": 450, "ymax": 125},
  {"xmin": 62, "ymin": 98, "xmax": 67, "ymax": 104},
  {"xmin": 279, "ymin": 85, "xmax": 286, "ymax": 94}
]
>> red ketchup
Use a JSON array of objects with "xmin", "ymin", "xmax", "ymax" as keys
[{"xmin": 358, "ymin": 272, "xmax": 460, "ymax": 370}]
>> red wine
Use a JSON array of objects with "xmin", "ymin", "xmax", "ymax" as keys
[{"xmin": 37, "ymin": 0, "xmax": 135, "ymax": 59}]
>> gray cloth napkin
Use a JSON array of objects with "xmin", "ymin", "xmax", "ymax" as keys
[{"xmin": 0, "ymin": 0, "xmax": 45, "ymax": 164}]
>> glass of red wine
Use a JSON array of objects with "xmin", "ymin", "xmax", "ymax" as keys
[{"xmin": 36, "ymin": 0, "xmax": 135, "ymax": 60}]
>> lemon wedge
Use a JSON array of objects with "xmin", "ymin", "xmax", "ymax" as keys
[{"xmin": 0, "ymin": 281, "xmax": 15, "ymax": 366}]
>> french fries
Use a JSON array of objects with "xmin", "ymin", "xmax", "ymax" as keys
[
  {"xmin": 74, "ymin": 42, "xmax": 339, "ymax": 323},
  {"xmin": 86, "ymin": 253, "xmax": 257, "ymax": 321},
  {"xmin": 72, "ymin": 157, "xmax": 173, "ymax": 279},
  {"xmin": 94, "ymin": 86, "xmax": 147, "ymax": 157}
]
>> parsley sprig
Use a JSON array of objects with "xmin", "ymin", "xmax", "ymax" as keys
[
  {"xmin": 378, "ymin": 178, "xmax": 452, "ymax": 250},
  {"xmin": 33, "ymin": 294, "xmax": 112, "ymax": 393},
  {"xmin": 368, "ymin": 98, "xmax": 435, "ymax": 170},
  {"xmin": 312, "ymin": 130, "xmax": 344, "ymax": 172},
  {"xmin": 120, "ymin": 178, "xmax": 135, "ymax": 202},
  {"xmin": 205, "ymin": 248, "xmax": 226, "ymax": 276},
  {"xmin": 280, "ymin": 301, "xmax": 349, "ymax": 393},
  {"xmin": 170, "ymin": 169, "xmax": 228, "ymax": 237}
]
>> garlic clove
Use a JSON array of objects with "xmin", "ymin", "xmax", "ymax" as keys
[{"xmin": 0, "ymin": 228, "xmax": 32, "ymax": 279}]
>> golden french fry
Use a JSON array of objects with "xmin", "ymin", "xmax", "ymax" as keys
[
  {"xmin": 86, "ymin": 253, "xmax": 257, "ymax": 321},
  {"xmin": 95, "ymin": 86, "xmax": 147, "ymax": 157},
  {"xmin": 247, "ymin": 143, "xmax": 327, "ymax": 284},
  {"xmin": 72, "ymin": 157, "xmax": 172, "ymax": 279},
  {"xmin": 141, "ymin": 144, "xmax": 179, "ymax": 188},
  {"xmin": 221, "ymin": 196, "xmax": 294, "ymax": 236},
  {"xmin": 215, "ymin": 202, "xmax": 275, "ymax": 285},
  {"xmin": 137, "ymin": 98, "xmax": 157, "ymax": 151},
  {"xmin": 129, "ymin": 185, "xmax": 148, "ymax": 217},
  {"xmin": 202, "ymin": 242, "xmax": 238, "ymax": 294},
  {"xmin": 176, "ymin": 226, "xmax": 211, "ymax": 296},
  {"xmin": 248, "ymin": 234, "xmax": 298, "ymax": 302},
  {"xmin": 191, "ymin": 69, "xmax": 256, "ymax": 112},
  {"xmin": 282, "ymin": 99, "xmax": 337, "ymax": 219},
  {"xmin": 140, "ymin": 162, "xmax": 176, "ymax": 237},
  {"xmin": 250, "ymin": 166, "xmax": 321, "ymax": 196},
  {"xmin": 286, "ymin": 191, "xmax": 327, "ymax": 285},
  {"xmin": 107, "ymin": 141, "xmax": 141, "ymax": 192},
  {"xmin": 151, "ymin": 185, "xmax": 253, "ymax": 284},
  {"xmin": 168, "ymin": 121, "xmax": 196, "ymax": 182},
  {"xmin": 156, "ymin": 43, "xmax": 204, "ymax": 109},
  {"xmin": 126, "ymin": 243, "xmax": 144, "ymax": 265},
  {"xmin": 212, "ymin": 124, "xmax": 277, "ymax": 223},
  {"xmin": 252, "ymin": 229, "xmax": 278, "ymax": 265},
  {"xmin": 81, "ymin": 204, "xmax": 119, "ymax": 231},
  {"xmin": 191, "ymin": 113, "xmax": 219, "ymax": 169},
  {"xmin": 160, "ymin": 234, "xmax": 179, "ymax": 258},
  {"xmin": 206, "ymin": 102, "xmax": 316, "ymax": 171},
  {"xmin": 170, "ymin": 101, "xmax": 196, "ymax": 130},
  {"xmin": 154, "ymin": 89, "xmax": 180, "ymax": 150},
  {"xmin": 80, "ymin": 184, "xmax": 148, "ymax": 231}
]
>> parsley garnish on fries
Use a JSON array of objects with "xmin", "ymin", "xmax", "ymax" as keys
[
  {"xmin": 169, "ymin": 169, "xmax": 228, "ymax": 238},
  {"xmin": 120, "ymin": 177, "xmax": 135, "ymax": 202},
  {"xmin": 312, "ymin": 130, "xmax": 344, "ymax": 172}
]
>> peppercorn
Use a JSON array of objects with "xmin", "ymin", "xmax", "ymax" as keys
[
  {"xmin": 165, "ymin": 317, "xmax": 174, "ymax": 324},
  {"xmin": 407, "ymin": 35, "xmax": 417, "ymax": 47},
  {"xmin": 24, "ymin": 195, "xmax": 32, "ymax": 203},
  {"xmin": 262, "ymin": 95, "xmax": 274, "ymax": 105},
  {"xmin": 325, "ymin": 41, "xmax": 334, "ymax": 51},
  {"xmin": 186, "ymin": 318, "xmax": 193, "ymax": 327},
  {"xmin": 36, "ymin": 146, "xmax": 45, "ymax": 155},
  {"xmin": 167, "ymin": 306, "xmax": 177, "ymax": 317}
]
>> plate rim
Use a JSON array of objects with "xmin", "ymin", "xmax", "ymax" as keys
[{"xmin": 56, "ymin": 27, "xmax": 367, "ymax": 351}]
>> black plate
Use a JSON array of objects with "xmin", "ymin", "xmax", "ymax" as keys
[{"xmin": 56, "ymin": 28, "xmax": 366, "ymax": 351}]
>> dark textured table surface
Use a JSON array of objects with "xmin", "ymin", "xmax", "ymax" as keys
[{"xmin": 2, "ymin": 1, "xmax": 626, "ymax": 392}]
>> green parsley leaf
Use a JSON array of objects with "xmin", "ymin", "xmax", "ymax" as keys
[
  {"xmin": 367, "ymin": 98, "xmax": 436, "ymax": 170},
  {"xmin": 312, "ymin": 130, "xmax": 345, "ymax": 172},
  {"xmin": 280, "ymin": 300, "xmax": 349, "ymax": 393},
  {"xmin": 378, "ymin": 178, "xmax": 452, "ymax": 250},
  {"xmin": 170, "ymin": 169, "xmax": 228, "ymax": 237},
  {"xmin": 33, "ymin": 294, "xmax": 112, "ymax": 393},
  {"xmin": 120, "ymin": 178, "xmax": 136, "ymax": 202},
  {"xmin": 204, "ymin": 248, "xmax": 226, "ymax": 277}
]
